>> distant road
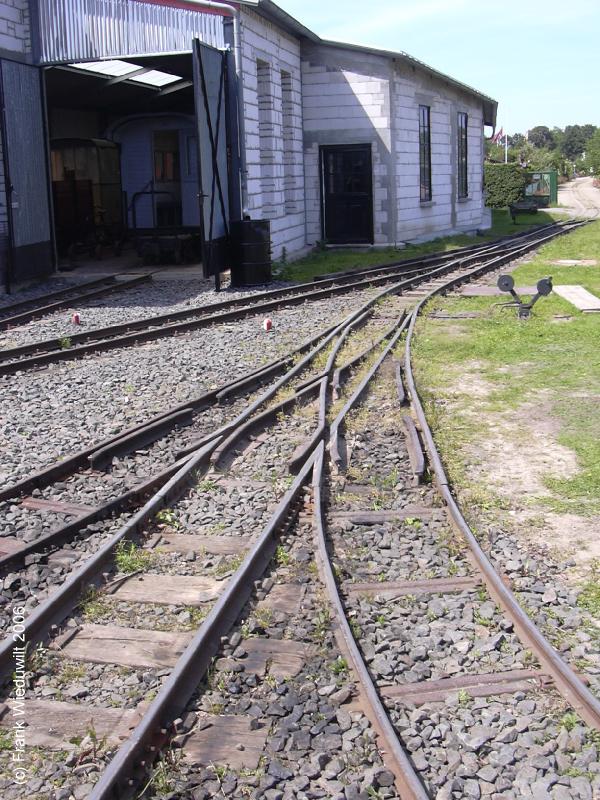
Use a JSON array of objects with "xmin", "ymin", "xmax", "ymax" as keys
[{"xmin": 556, "ymin": 176, "xmax": 600, "ymax": 218}]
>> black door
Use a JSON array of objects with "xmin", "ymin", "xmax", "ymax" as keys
[
  {"xmin": 321, "ymin": 144, "xmax": 373, "ymax": 244},
  {"xmin": 193, "ymin": 39, "xmax": 235, "ymax": 278}
]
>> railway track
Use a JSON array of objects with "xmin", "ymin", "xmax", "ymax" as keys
[
  {"xmin": 1, "ymin": 221, "xmax": 597, "ymax": 800},
  {"xmin": 0, "ymin": 273, "xmax": 154, "ymax": 331},
  {"xmin": 0, "ymin": 221, "xmax": 575, "ymax": 377}
]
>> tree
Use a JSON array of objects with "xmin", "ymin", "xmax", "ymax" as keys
[
  {"xmin": 561, "ymin": 124, "xmax": 597, "ymax": 160},
  {"xmin": 586, "ymin": 129, "xmax": 600, "ymax": 176},
  {"xmin": 509, "ymin": 133, "xmax": 526, "ymax": 148},
  {"xmin": 528, "ymin": 126, "xmax": 554, "ymax": 149}
]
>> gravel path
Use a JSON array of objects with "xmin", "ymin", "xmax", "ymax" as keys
[
  {"xmin": 0, "ymin": 278, "xmax": 292, "ymax": 349},
  {"xmin": 0, "ymin": 288, "xmax": 379, "ymax": 491}
]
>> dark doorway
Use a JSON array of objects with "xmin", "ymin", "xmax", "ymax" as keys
[
  {"xmin": 320, "ymin": 144, "xmax": 373, "ymax": 244},
  {"xmin": 152, "ymin": 130, "xmax": 182, "ymax": 227}
]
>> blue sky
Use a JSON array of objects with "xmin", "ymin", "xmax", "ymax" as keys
[{"xmin": 277, "ymin": 0, "xmax": 600, "ymax": 135}]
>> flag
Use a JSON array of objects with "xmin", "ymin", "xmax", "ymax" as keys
[{"xmin": 492, "ymin": 127, "xmax": 504, "ymax": 144}]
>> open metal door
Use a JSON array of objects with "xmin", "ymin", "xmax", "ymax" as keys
[
  {"xmin": 0, "ymin": 59, "xmax": 53, "ymax": 286},
  {"xmin": 193, "ymin": 39, "xmax": 237, "ymax": 280}
]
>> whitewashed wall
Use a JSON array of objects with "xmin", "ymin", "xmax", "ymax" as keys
[
  {"xmin": 392, "ymin": 65, "xmax": 489, "ymax": 241},
  {"xmin": 301, "ymin": 41, "xmax": 490, "ymax": 247},
  {"xmin": 301, "ymin": 44, "xmax": 393, "ymax": 246},
  {"xmin": 240, "ymin": 8, "xmax": 305, "ymax": 259},
  {"xmin": 0, "ymin": 0, "xmax": 30, "ymax": 53}
]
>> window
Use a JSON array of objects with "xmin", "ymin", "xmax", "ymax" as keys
[
  {"xmin": 153, "ymin": 131, "xmax": 179, "ymax": 182},
  {"xmin": 257, "ymin": 59, "xmax": 275, "ymax": 216},
  {"xmin": 457, "ymin": 112, "xmax": 468, "ymax": 198},
  {"xmin": 419, "ymin": 105, "xmax": 431, "ymax": 202},
  {"xmin": 281, "ymin": 70, "xmax": 295, "ymax": 214}
]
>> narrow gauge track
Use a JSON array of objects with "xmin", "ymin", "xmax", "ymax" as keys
[
  {"xmin": 0, "ymin": 221, "xmax": 578, "ymax": 377},
  {"xmin": 0, "ymin": 273, "xmax": 154, "ymax": 331},
  {"xmin": 0, "ymin": 220, "xmax": 592, "ymax": 800},
  {"xmin": 0, "ymin": 223, "xmax": 577, "ymax": 589}
]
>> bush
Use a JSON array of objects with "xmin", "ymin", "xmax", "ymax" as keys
[{"xmin": 484, "ymin": 163, "xmax": 527, "ymax": 208}]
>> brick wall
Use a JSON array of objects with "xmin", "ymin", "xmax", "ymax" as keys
[
  {"xmin": 240, "ymin": 8, "xmax": 305, "ymax": 259},
  {"xmin": 0, "ymin": 0, "xmax": 31, "ymax": 54}
]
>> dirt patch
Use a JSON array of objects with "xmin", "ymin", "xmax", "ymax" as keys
[
  {"xmin": 444, "ymin": 378, "xmax": 597, "ymax": 580},
  {"xmin": 466, "ymin": 398, "xmax": 578, "ymax": 496}
]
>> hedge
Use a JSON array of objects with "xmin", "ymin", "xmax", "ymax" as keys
[{"xmin": 484, "ymin": 163, "xmax": 527, "ymax": 209}]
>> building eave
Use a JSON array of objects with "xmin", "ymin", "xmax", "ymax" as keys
[{"xmin": 237, "ymin": 0, "xmax": 497, "ymax": 127}]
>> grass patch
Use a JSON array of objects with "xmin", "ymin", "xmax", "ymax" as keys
[
  {"xmin": 115, "ymin": 540, "xmax": 157, "ymax": 574},
  {"xmin": 411, "ymin": 220, "xmax": 600, "ymax": 517},
  {"xmin": 577, "ymin": 560, "xmax": 600, "ymax": 617},
  {"xmin": 278, "ymin": 210, "xmax": 562, "ymax": 283}
]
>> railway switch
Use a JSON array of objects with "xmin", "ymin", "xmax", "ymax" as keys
[{"xmin": 497, "ymin": 274, "xmax": 553, "ymax": 319}]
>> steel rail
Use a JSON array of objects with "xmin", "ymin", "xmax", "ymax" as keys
[
  {"xmin": 0, "ymin": 321, "xmax": 342, "ymax": 504},
  {"xmin": 310, "ymin": 220, "xmax": 595, "ymax": 796},
  {"xmin": 311, "ymin": 443, "xmax": 429, "ymax": 799},
  {"xmin": 0, "ymin": 263, "xmax": 428, "ymax": 369},
  {"xmin": 0, "ymin": 273, "xmax": 154, "ymax": 331},
  {"xmin": 0, "ymin": 223, "xmax": 578, "ymax": 374},
  {"xmin": 0, "ymin": 275, "xmax": 123, "ymax": 316},
  {"xmin": 87, "ymin": 447, "xmax": 321, "ymax": 800},
  {"xmin": 311, "ymin": 220, "xmax": 565, "ymax": 284},
  {"xmin": 403, "ymin": 279, "xmax": 600, "ymax": 730}
]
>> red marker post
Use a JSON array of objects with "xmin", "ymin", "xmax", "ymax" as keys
[
  {"xmin": 263, "ymin": 318, "xmax": 272, "ymax": 332},
  {"xmin": 72, "ymin": 313, "xmax": 81, "ymax": 325}
]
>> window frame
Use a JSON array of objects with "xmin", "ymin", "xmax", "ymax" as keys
[
  {"xmin": 457, "ymin": 111, "xmax": 468, "ymax": 199},
  {"xmin": 419, "ymin": 105, "xmax": 432, "ymax": 203}
]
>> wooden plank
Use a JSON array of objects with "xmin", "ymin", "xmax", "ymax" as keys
[
  {"xmin": 58, "ymin": 624, "xmax": 192, "ymax": 669},
  {"xmin": 21, "ymin": 497, "xmax": 95, "ymax": 516},
  {"xmin": 0, "ymin": 537, "xmax": 25, "ymax": 557},
  {"xmin": 183, "ymin": 714, "xmax": 268, "ymax": 769},
  {"xmin": 109, "ymin": 573, "xmax": 221, "ymax": 606},
  {"xmin": 345, "ymin": 576, "xmax": 479, "ymax": 597},
  {"xmin": 157, "ymin": 533, "xmax": 251, "ymax": 556},
  {"xmin": 0, "ymin": 698, "xmax": 142, "ymax": 750},
  {"xmin": 553, "ymin": 285, "xmax": 600, "ymax": 311},
  {"xmin": 381, "ymin": 670, "xmax": 549, "ymax": 705},
  {"xmin": 255, "ymin": 583, "xmax": 306, "ymax": 616},
  {"xmin": 220, "ymin": 637, "xmax": 315, "ymax": 680},
  {"xmin": 329, "ymin": 507, "xmax": 433, "ymax": 525}
]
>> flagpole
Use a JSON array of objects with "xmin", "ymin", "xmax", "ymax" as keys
[{"xmin": 504, "ymin": 133, "xmax": 508, "ymax": 163}]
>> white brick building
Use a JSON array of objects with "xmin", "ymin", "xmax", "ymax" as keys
[{"xmin": 0, "ymin": 0, "xmax": 496, "ymax": 288}]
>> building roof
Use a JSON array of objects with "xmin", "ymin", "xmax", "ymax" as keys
[{"xmin": 238, "ymin": 0, "xmax": 497, "ymax": 127}]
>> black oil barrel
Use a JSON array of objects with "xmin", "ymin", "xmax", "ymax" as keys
[{"xmin": 230, "ymin": 219, "xmax": 271, "ymax": 286}]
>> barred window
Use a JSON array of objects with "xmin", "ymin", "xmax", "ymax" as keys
[
  {"xmin": 419, "ymin": 105, "xmax": 432, "ymax": 202},
  {"xmin": 457, "ymin": 112, "xmax": 468, "ymax": 198}
]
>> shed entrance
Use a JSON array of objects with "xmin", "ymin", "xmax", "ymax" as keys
[
  {"xmin": 38, "ymin": 39, "xmax": 237, "ymax": 279},
  {"xmin": 320, "ymin": 144, "xmax": 373, "ymax": 245}
]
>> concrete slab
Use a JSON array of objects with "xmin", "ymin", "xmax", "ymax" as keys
[{"xmin": 553, "ymin": 285, "xmax": 600, "ymax": 312}]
